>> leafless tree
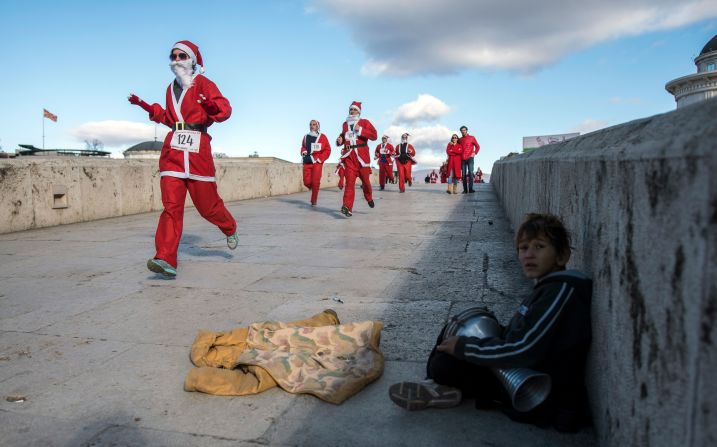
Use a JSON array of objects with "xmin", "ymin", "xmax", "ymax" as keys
[{"xmin": 84, "ymin": 139, "xmax": 104, "ymax": 151}]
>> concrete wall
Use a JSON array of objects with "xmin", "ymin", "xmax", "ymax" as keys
[
  {"xmin": 491, "ymin": 99, "xmax": 717, "ymax": 446},
  {"xmin": 0, "ymin": 158, "xmax": 369, "ymax": 234}
]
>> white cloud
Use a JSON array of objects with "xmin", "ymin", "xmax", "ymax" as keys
[
  {"xmin": 72, "ymin": 120, "xmax": 168, "ymax": 148},
  {"xmin": 394, "ymin": 94, "xmax": 451, "ymax": 124},
  {"xmin": 384, "ymin": 124, "xmax": 454, "ymax": 149},
  {"xmin": 570, "ymin": 119, "xmax": 609, "ymax": 135},
  {"xmin": 415, "ymin": 152, "xmax": 448, "ymax": 167},
  {"xmin": 313, "ymin": 0, "xmax": 717, "ymax": 75},
  {"xmin": 384, "ymin": 124, "xmax": 455, "ymax": 168}
]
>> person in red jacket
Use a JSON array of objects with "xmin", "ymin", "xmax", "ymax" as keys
[
  {"xmin": 394, "ymin": 133, "xmax": 416, "ymax": 193},
  {"xmin": 445, "ymin": 134, "xmax": 463, "ymax": 195},
  {"xmin": 374, "ymin": 135, "xmax": 395, "ymax": 190},
  {"xmin": 458, "ymin": 125, "xmax": 480, "ymax": 194},
  {"xmin": 128, "ymin": 40, "xmax": 238, "ymax": 278},
  {"xmin": 300, "ymin": 119, "xmax": 331, "ymax": 206},
  {"xmin": 336, "ymin": 101, "xmax": 378, "ymax": 217}
]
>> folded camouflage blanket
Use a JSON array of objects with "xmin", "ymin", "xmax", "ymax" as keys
[{"xmin": 185, "ymin": 310, "xmax": 384, "ymax": 404}]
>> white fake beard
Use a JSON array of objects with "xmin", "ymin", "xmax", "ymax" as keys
[
  {"xmin": 170, "ymin": 59, "xmax": 195, "ymax": 89},
  {"xmin": 346, "ymin": 115, "xmax": 359, "ymax": 125},
  {"xmin": 309, "ymin": 130, "xmax": 319, "ymax": 137}
]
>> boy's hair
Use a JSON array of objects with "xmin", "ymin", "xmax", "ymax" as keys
[{"xmin": 515, "ymin": 213, "xmax": 572, "ymax": 258}]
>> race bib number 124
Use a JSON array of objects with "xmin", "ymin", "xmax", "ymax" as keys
[{"xmin": 170, "ymin": 130, "xmax": 201, "ymax": 153}]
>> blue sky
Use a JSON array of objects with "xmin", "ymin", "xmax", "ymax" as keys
[{"xmin": 1, "ymin": 0, "xmax": 716, "ymax": 172}]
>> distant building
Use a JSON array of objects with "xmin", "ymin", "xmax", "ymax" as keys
[
  {"xmin": 123, "ymin": 140, "xmax": 162, "ymax": 159},
  {"xmin": 16, "ymin": 144, "xmax": 110, "ymax": 157},
  {"xmin": 665, "ymin": 34, "xmax": 717, "ymax": 109}
]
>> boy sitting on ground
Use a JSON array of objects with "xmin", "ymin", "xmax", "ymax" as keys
[{"xmin": 389, "ymin": 213, "xmax": 592, "ymax": 433}]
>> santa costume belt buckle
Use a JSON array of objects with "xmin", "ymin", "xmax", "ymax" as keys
[{"xmin": 173, "ymin": 122, "xmax": 207, "ymax": 133}]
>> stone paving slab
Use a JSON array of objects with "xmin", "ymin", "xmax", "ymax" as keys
[{"xmin": 0, "ymin": 183, "xmax": 595, "ymax": 446}]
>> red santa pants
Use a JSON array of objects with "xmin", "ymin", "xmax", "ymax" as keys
[
  {"xmin": 378, "ymin": 163, "xmax": 394, "ymax": 187},
  {"xmin": 447, "ymin": 155, "xmax": 462, "ymax": 183},
  {"xmin": 155, "ymin": 176, "xmax": 237, "ymax": 267},
  {"xmin": 342, "ymin": 156, "xmax": 373, "ymax": 211},
  {"xmin": 302, "ymin": 163, "xmax": 323, "ymax": 204},
  {"xmin": 397, "ymin": 162, "xmax": 412, "ymax": 192},
  {"xmin": 336, "ymin": 166, "xmax": 345, "ymax": 189}
]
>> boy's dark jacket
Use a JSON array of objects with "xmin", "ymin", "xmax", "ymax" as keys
[{"xmin": 454, "ymin": 269, "xmax": 592, "ymax": 370}]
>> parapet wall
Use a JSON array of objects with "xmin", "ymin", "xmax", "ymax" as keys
[
  {"xmin": 491, "ymin": 99, "xmax": 716, "ymax": 447},
  {"xmin": 0, "ymin": 158, "xmax": 362, "ymax": 234}
]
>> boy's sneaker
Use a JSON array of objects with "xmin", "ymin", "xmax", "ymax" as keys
[
  {"xmin": 147, "ymin": 258, "xmax": 176, "ymax": 277},
  {"xmin": 227, "ymin": 232, "xmax": 239, "ymax": 250},
  {"xmin": 389, "ymin": 380, "xmax": 462, "ymax": 411},
  {"xmin": 341, "ymin": 206, "xmax": 352, "ymax": 217}
]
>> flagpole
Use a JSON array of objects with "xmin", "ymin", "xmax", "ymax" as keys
[{"xmin": 42, "ymin": 110, "xmax": 45, "ymax": 149}]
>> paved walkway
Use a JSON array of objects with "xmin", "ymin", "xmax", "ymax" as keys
[{"xmin": 0, "ymin": 183, "xmax": 595, "ymax": 446}]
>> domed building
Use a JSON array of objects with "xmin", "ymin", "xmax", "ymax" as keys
[
  {"xmin": 665, "ymin": 34, "xmax": 717, "ymax": 108},
  {"xmin": 123, "ymin": 140, "xmax": 163, "ymax": 159}
]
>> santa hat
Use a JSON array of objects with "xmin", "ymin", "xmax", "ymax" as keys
[
  {"xmin": 172, "ymin": 40, "xmax": 204, "ymax": 73},
  {"xmin": 402, "ymin": 132, "xmax": 410, "ymax": 139},
  {"xmin": 349, "ymin": 101, "xmax": 362, "ymax": 113},
  {"xmin": 382, "ymin": 134, "xmax": 390, "ymax": 140}
]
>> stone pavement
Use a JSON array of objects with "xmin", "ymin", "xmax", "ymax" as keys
[{"xmin": 0, "ymin": 182, "xmax": 596, "ymax": 446}]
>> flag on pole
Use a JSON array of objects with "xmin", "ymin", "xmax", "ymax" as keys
[{"xmin": 43, "ymin": 108, "xmax": 58, "ymax": 122}]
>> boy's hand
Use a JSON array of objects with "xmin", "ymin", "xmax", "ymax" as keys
[{"xmin": 437, "ymin": 336, "xmax": 459, "ymax": 356}]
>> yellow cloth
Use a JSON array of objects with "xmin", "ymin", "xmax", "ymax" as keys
[{"xmin": 184, "ymin": 309, "xmax": 384, "ymax": 404}]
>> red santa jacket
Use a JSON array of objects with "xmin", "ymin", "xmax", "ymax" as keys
[
  {"xmin": 149, "ymin": 74, "xmax": 231, "ymax": 182},
  {"xmin": 394, "ymin": 142, "xmax": 416, "ymax": 165},
  {"xmin": 337, "ymin": 118, "xmax": 378, "ymax": 167},
  {"xmin": 446, "ymin": 142, "xmax": 463, "ymax": 158},
  {"xmin": 374, "ymin": 143, "xmax": 395, "ymax": 165},
  {"xmin": 300, "ymin": 133, "xmax": 332, "ymax": 164},
  {"xmin": 459, "ymin": 134, "xmax": 480, "ymax": 161}
]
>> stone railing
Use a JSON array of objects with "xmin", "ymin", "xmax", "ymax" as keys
[
  {"xmin": 490, "ymin": 98, "xmax": 716, "ymax": 446},
  {"xmin": 0, "ymin": 158, "xmax": 369, "ymax": 234}
]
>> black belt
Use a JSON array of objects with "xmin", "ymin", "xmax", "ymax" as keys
[
  {"xmin": 349, "ymin": 144, "xmax": 368, "ymax": 149},
  {"xmin": 173, "ymin": 122, "xmax": 207, "ymax": 132}
]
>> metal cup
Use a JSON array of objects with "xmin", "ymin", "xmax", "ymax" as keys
[{"xmin": 452, "ymin": 310, "xmax": 552, "ymax": 412}]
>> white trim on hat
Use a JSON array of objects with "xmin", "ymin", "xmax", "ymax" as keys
[{"xmin": 173, "ymin": 42, "xmax": 197, "ymax": 66}]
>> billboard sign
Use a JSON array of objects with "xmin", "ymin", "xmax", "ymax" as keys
[{"xmin": 522, "ymin": 132, "xmax": 580, "ymax": 151}]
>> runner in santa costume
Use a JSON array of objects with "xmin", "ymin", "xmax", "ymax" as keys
[
  {"xmin": 335, "ymin": 101, "xmax": 378, "ymax": 217},
  {"xmin": 335, "ymin": 161, "xmax": 346, "ymax": 190},
  {"xmin": 374, "ymin": 135, "xmax": 395, "ymax": 190},
  {"xmin": 445, "ymin": 133, "xmax": 463, "ymax": 194},
  {"xmin": 439, "ymin": 161, "xmax": 448, "ymax": 184},
  {"xmin": 128, "ymin": 40, "xmax": 238, "ymax": 277},
  {"xmin": 394, "ymin": 133, "xmax": 416, "ymax": 193},
  {"xmin": 300, "ymin": 119, "xmax": 331, "ymax": 206}
]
